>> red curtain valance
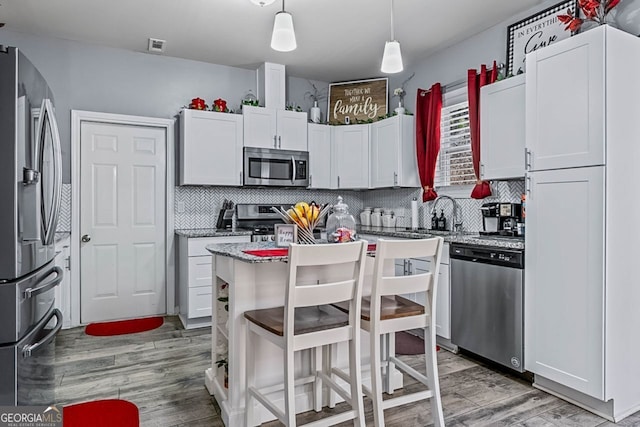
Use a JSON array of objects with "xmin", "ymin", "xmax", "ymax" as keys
[
  {"xmin": 416, "ymin": 83, "xmax": 442, "ymax": 202},
  {"xmin": 468, "ymin": 61, "xmax": 497, "ymax": 199}
]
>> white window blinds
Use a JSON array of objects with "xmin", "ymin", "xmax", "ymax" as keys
[{"xmin": 435, "ymin": 100, "xmax": 475, "ymax": 187}]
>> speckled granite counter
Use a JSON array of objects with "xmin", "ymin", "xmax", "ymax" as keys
[
  {"xmin": 175, "ymin": 228, "xmax": 253, "ymax": 238},
  {"xmin": 358, "ymin": 226, "xmax": 525, "ymax": 250},
  {"xmin": 206, "ymin": 241, "xmax": 286, "ymax": 263}
]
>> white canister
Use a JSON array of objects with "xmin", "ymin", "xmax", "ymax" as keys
[
  {"xmin": 371, "ymin": 211, "xmax": 382, "ymax": 227},
  {"xmin": 382, "ymin": 213, "xmax": 396, "ymax": 228},
  {"xmin": 360, "ymin": 208, "xmax": 371, "ymax": 226},
  {"xmin": 310, "ymin": 101, "xmax": 321, "ymax": 123}
]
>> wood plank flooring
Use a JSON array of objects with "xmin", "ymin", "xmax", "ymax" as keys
[{"xmin": 54, "ymin": 317, "xmax": 640, "ymax": 426}]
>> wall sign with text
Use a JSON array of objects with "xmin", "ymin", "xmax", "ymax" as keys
[
  {"xmin": 506, "ymin": 0, "xmax": 577, "ymax": 75},
  {"xmin": 328, "ymin": 78, "xmax": 388, "ymax": 125}
]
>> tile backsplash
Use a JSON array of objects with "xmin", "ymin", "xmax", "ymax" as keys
[
  {"xmin": 57, "ymin": 183, "xmax": 72, "ymax": 232},
  {"xmin": 175, "ymin": 180, "xmax": 525, "ymax": 232}
]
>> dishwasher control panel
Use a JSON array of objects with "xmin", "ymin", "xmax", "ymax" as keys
[{"xmin": 450, "ymin": 244, "xmax": 524, "ymax": 269}]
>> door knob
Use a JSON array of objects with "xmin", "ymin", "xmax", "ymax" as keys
[{"xmin": 81, "ymin": 234, "xmax": 91, "ymax": 243}]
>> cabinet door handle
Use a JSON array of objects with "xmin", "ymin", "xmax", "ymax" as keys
[
  {"xmin": 337, "ymin": 176, "xmax": 340, "ymax": 188},
  {"xmin": 274, "ymin": 135, "xmax": 277, "ymax": 148},
  {"xmin": 404, "ymin": 259, "xmax": 408, "ymax": 275},
  {"xmin": 526, "ymin": 176, "xmax": 532, "ymax": 198},
  {"xmin": 278, "ymin": 136, "xmax": 282, "ymax": 149},
  {"xmin": 393, "ymin": 172, "xmax": 398, "ymax": 186},
  {"xmin": 480, "ymin": 163, "xmax": 485, "ymax": 179},
  {"xmin": 240, "ymin": 171, "xmax": 243, "ymax": 185},
  {"xmin": 309, "ymin": 174, "xmax": 312, "ymax": 187},
  {"xmin": 524, "ymin": 148, "xmax": 532, "ymax": 171}
]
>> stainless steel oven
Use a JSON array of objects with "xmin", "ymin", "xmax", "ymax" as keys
[
  {"xmin": 243, "ymin": 147, "xmax": 309, "ymax": 187},
  {"xmin": 450, "ymin": 243, "xmax": 525, "ymax": 372}
]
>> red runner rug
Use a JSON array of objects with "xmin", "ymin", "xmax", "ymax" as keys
[
  {"xmin": 64, "ymin": 399, "xmax": 139, "ymax": 427},
  {"xmin": 85, "ymin": 316, "xmax": 163, "ymax": 336}
]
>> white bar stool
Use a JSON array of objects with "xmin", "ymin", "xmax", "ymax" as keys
[
  {"xmin": 243, "ymin": 241, "xmax": 368, "ymax": 427},
  {"xmin": 333, "ymin": 237, "xmax": 446, "ymax": 427}
]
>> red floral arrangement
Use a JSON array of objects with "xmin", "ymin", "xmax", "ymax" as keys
[
  {"xmin": 189, "ymin": 97, "xmax": 207, "ymax": 110},
  {"xmin": 558, "ymin": 0, "xmax": 620, "ymax": 32},
  {"xmin": 213, "ymin": 98, "xmax": 228, "ymax": 112}
]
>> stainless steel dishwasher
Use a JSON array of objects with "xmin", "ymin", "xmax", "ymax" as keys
[{"xmin": 450, "ymin": 243, "xmax": 525, "ymax": 372}]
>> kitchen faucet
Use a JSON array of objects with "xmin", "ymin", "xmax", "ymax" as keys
[{"xmin": 430, "ymin": 195, "xmax": 463, "ymax": 233}]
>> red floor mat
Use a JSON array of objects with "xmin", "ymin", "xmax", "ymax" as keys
[
  {"xmin": 64, "ymin": 399, "xmax": 139, "ymax": 427},
  {"xmin": 85, "ymin": 316, "xmax": 163, "ymax": 336}
]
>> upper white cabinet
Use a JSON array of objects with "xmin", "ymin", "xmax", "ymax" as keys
[
  {"xmin": 308, "ymin": 124, "xmax": 332, "ymax": 189},
  {"xmin": 243, "ymin": 105, "xmax": 308, "ymax": 151},
  {"xmin": 179, "ymin": 109, "xmax": 243, "ymax": 186},
  {"xmin": 526, "ymin": 28, "xmax": 605, "ymax": 171},
  {"xmin": 331, "ymin": 124, "xmax": 369, "ymax": 189},
  {"xmin": 258, "ymin": 62, "xmax": 285, "ymax": 110},
  {"xmin": 370, "ymin": 115, "xmax": 420, "ymax": 188},
  {"xmin": 480, "ymin": 74, "xmax": 525, "ymax": 180}
]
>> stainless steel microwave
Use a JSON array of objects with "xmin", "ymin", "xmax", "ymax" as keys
[{"xmin": 243, "ymin": 147, "xmax": 309, "ymax": 187}]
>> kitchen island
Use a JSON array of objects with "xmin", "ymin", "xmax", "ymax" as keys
[{"xmin": 203, "ymin": 241, "xmax": 402, "ymax": 427}]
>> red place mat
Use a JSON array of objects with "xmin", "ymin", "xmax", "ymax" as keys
[
  {"xmin": 244, "ymin": 244, "xmax": 376, "ymax": 258},
  {"xmin": 85, "ymin": 316, "xmax": 163, "ymax": 336}
]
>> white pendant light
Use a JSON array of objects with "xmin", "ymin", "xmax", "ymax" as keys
[
  {"xmin": 381, "ymin": 0, "xmax": 403, "ymax": 74},
  {"xmin": 250, "ymin": 0, "xmax": 276, "ymax": 6},
  {"xmin": 271, "ymin": 0, "xmax": 297, "ymax": 52}
]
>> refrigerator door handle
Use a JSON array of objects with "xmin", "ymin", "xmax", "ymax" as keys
[
  {"xmin": 22, "ymin": 309, "xmax": 62, "ymax": 358},
  {"xmin": 23, "ymin": 266, "xmax": 63, "ymax": 299},
  {"xmin": 41, "ymin": 99, "xmax": 63, "ymax": 246}
]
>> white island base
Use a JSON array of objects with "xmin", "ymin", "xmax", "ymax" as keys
[{"xmin": 204, "ymin": 248, "xmax": 403, "ymax": 427}]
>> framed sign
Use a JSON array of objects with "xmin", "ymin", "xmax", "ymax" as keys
[
  {"xmin": 275, "ymin": 223, "xmax": 298, "ymax": 247},
  {"xmin": 328, "ymin": 78, "xmax": 388, "ymax": 125},
  {"xmin": 506, "ymin": 0, "xmax": 577, "ymax": 75}
]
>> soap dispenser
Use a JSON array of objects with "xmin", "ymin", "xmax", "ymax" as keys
[
  {"xmin": 438, "ymin": 209, "xmax": 447, "ymax": 231},
  {"xmin": 431, "ymin": 211, "xmax": 438, "ymax": 230}
]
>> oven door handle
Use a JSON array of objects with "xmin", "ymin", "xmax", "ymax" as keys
[
  {"xmin": 291, "ymin": 156, "xmax": 296, "ymax": 184},
  {"xmin": 22, "ymin": 308, "xmax": 62, "ymax": 358},
  {"xmin": 23, "ymin": 266, "xmax": 63, "ymax": 299}
]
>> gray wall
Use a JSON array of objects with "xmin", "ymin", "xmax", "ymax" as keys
[{"xmin": 0, "ymin": 29, "xmax": 329, "ymax": 182}]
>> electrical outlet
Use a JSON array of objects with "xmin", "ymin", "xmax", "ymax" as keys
[{"xmin": 177, "ymin": 201, "xmax": 185, "ymax": 214}]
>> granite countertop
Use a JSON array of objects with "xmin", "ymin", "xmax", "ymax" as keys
[
  {"xmin": 206, "ymin": 242, "xmax": 288, "ymax": 263},
  {"xmin": 357, "ymin": 226, "xmax": 525, "ymax": 250},
  {"xmin": 175, "ymin": 228, "xmax": 253, "ymax": 238}
]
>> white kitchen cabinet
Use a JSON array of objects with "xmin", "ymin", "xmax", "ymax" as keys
[
  {"xmin": 480, "ymin": 74, "xmax": 525, "ymax": 180},
  {"xmin": 54, "ymin": 236, "xmax": 71, "ymax": 329},
  {"xmin": 243, "ymin": 106, "xmax": 308, "ymax": 151},
  {"xmin": 257, "ymin": 62, "xmax": 286, "ymax": 110},
  {"xmin": 307, "ymin": 124, "xmax": 331, "ymax": 189},
  {"xmin": 525, "ymin": 26, "xmax": 640, "ymax": 422},
  {"xmin": 370, "ymin": 115, "xmax": 420, "ymax": 188},
  {"xmin": 526, "ymin": 28, "xmax": 605, "ymax": 172},
  {"xmin": 331, "ymin": 124, "xmax": 369, "ymax": 189},
  {"xmin": 525, "ymin": 166, "xmax": 604, "ymax": 397},
  {"xmin": 179, "ymin": 109, "xmax": 243, "ymax": 186},
  {"xmin": 178, "ymin": 235, "xmax": 251, "ymax": 329}
]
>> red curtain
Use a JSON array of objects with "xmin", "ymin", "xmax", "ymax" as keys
[
  {"xmin": 468, "ymin": 61, "xmax": 497, "ymax": 199},
  {"xmin": 416, "ymin": 83, "xmax": 442, "ymax": 202}
]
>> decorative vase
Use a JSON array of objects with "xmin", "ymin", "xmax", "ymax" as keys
[
  {"xmin": 310, "ymin": 100, "xmax": 321, "ymax": 123},
  {"xmin": 395, "ymin": 100, "xmax": 405, "ymax": 115}
]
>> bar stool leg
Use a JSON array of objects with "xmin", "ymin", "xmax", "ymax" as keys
[
  {"xmin": 370, "ymin": 329, "xmax": 385, "ymax": 427},
  {"xmin": 349, "ymin": 328, "xmax": 366, "ymax": 427},
  {"xmin": 424, "ymin": 328, "xmax": 445, "ymax": 427},
  {"xmin": 325, "ymin": 344, "xmax": 337, "ymax": 409},
  {"xmin": 313, "ymin": 346, "xmax": 322, "ymax": 412},
  {"xmin": 284, "ymin": 345, "xmax": 297, "ymax": 426},
  {"xmin": 385, "ymin": 332, "xmax": 397, "ymax": 394},
  {"xmin": 245, "ymin": 327, "xmax": 256, "ymax": 427}
]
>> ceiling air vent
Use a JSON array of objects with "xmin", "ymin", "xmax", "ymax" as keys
[{"xmin": 147, "ymin": 38, "xmax": 166, "ymax": 54}]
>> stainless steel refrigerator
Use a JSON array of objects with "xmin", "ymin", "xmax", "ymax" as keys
[{"xmin": 0, "ymin": 46, "xmax": 64, "ymax": 406}]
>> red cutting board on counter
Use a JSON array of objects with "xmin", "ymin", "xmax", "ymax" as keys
[{"xmin": 244, "ymin": 244, "xmax": 376, "ymax": 257}]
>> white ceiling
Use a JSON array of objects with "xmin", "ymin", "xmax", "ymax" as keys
[{"xmin": 0, "ymin": 0, "xmax": 543, "ymax": 82}]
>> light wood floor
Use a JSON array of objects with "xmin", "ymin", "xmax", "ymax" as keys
[{"xmin": 54, "ymin": 316, "xmax": 640, "ymax": 426}]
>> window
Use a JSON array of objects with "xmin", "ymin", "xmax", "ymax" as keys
[{"xmin": 435, "ymin": 91, "xmax": 475, "ymax": 188}]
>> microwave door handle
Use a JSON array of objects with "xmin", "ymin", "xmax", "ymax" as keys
[{"xmin": 291, "ymin": 156, "xmax": 296, "ymax": 184}]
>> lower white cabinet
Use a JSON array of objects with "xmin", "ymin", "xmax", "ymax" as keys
[
  {"xmin": 178, "ymin": 235, "xmax": 251, "ymax": 329},
  {"xmin": 54, "ymin": 236, "xmax": 71, "ymax": 329}
]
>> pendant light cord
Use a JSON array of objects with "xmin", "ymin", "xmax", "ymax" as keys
[
  {"xmin": 390, "ymin": 0, "xmax": 395, "ymax": 41},
  {"xmin": 282, "ymin": 0, "xmax": 285, "ymax": 12}
]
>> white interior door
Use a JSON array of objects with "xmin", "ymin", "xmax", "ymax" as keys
[{"xmin": 80, "ymin": 121, "xmax": 166, "ymax": 323}]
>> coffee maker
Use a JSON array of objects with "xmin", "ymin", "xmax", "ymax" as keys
[{"xmin": 480, "ymin": 202, "xmax": 523, "ymax": 236}]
